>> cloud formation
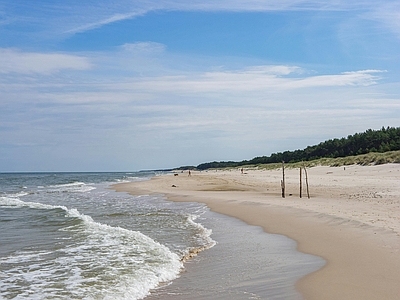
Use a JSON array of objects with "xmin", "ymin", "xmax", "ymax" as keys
[
  {"xmin": 0, "ymin": 2, "xmax": 399, "ymax": 171},
  {"xmin": 118, "ymin": 68, "xmax": 384, "ymax": 97},
  {"xmin": 366, "ymin": 2, "xmax": 400, "ymax": 38},
  {"xmin": 0, "ymin": 49, "xmax": 91, "ymax": 74},
  {"xmin": 2, "ymin": 0, "xmax": 399, "ymax": 38}
]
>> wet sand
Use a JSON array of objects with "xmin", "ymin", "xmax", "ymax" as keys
[
  {"xmin": 114, "ymin": 164, "xmax": 400, "ymax": 299},
  {"xmin": 145, "ymin": 209, "xmax": 324, "ymax": 299}
]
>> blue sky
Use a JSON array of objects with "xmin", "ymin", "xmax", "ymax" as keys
[{"xmin": 1, "ymin": 1, "xmax": 400, "ymax": 171}]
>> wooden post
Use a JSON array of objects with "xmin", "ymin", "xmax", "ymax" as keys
[
  {"xmin": 299, "ymin": 167, "xmax": 302, "ymax": 198},
  {"xmin": 304, "ymin": 166, "xmax": 310, "ymax": 199},
  {"xmin": 281, "ymin": 161, "xmax": 285, "ymax": 198}
]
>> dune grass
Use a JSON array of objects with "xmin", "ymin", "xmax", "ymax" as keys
[{"xmin": 229, "ymin": 150, "xmax": 400, "ymax": 171}]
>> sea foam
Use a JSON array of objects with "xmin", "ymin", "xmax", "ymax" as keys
[{"xmin": 0, "ymin": 196, "xmax": 183, "ymax": 300}]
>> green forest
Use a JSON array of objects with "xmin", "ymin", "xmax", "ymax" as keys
[{"xmin": 196, "ymin": 127, "xmax": 400, "ymax": 170}]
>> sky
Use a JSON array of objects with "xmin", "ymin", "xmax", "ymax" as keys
[{"xmin": 1, "ymin": 1, "xmax": 400, "ymax": 172}]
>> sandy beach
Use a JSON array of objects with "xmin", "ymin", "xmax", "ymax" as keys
[{"xmin": 114, "ymin": 164, "xmax": 400, "ymax": 299}]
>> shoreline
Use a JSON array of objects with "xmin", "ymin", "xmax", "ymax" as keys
[{"xmin": 114, "ymin": 164, "xmax": 400, "ymax": 299}]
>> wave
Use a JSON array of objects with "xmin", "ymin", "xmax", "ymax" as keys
[
  {"xmin": 0, "ymin": 197, "xmax": 183, "ymax": 299},
  {"xmin": 46, "ymin": 181, "xmax": 96, "ymax": 193},
  {"xmin": 115, "ymin": 176, "xmax": 150, "ymax": 184},
  {"xmin": 0, "ymin": 196, "xmax": 62, "ymax": 210},
  {"xmin": 182, "ymin": 213, "xmax": 216, "ymax": 261},
  {"xmin": 3, "ymin": 191, "xmax": 30, "ymax": 198}
]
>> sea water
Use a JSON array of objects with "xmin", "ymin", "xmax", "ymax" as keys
[
  {"xmin": 148, "ymin": 211, "xmax": 325, "ymax": 299},
  {"xmin": 0, "ymin": 172, "xmax": 214, "ymax": 299},
  {"xmin": 0, "ymin": 172, "xmax": 324, "ymax": 299}
]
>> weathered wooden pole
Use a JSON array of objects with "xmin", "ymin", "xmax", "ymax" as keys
[
  {"xmin": 304, "ymin": 166, "xmax": 310, "ymax": 199},
  {"xmin": 299, "ymin": 167, "xmax": 302, "ymax": 198},
  {"xmin": 281, "ymin": 161, "xmax": 285, "ymax": 198}
]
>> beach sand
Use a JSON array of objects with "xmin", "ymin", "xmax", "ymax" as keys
[{"xmin": 114, "ymin": 164, "xmax": 400, "ymax": 299}]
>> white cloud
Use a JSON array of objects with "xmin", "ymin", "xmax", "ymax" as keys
[
  {"xmin": 1, "ymin": 0, "xmax": 390, "ymax": 38},
  {"xmin": 0, "ymin": 44, "xmax": 397, "ymax": 171},
  {"xmin": 114, "ymin": 67, "xmax": 384, "ymax": 96},
  {"xmin": 63, "ymin": 0, "xmax": 380, "ymax": 36},
  {"xmin": 0, "ymin": 48, "xmax": 92, "ymax": 74},
  {"xmin": 243, "ymin": 65, "xmax": 302, "ymax": 75},
  {"xmin": 166, "ymin": 0, "xmax": 372, "ymax": 12},
  {"xmin": 287, "ymin": 70, "xmax": 385, "ymax": 88},
  {"xmin": 0, "ymin": 45, "xmax": 386, "ymax": 102},
  {"xmin": 65, "ymin": 11, "xmax": 146, "ymax": 34},
  {"xmin": 365, "ymin": 3, "xmax": 400, "ymax": 38},
  {"xmin": 120, "ymin": 42, "xmax": 167, "ymax": 54}
]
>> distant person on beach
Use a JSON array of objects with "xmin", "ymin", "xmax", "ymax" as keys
[
  {"xmin": 241, "ymin": 168, "xmax": 243, "ymax": 174},
  {"xmin": 188, "ymin": 170, "xmax": 191, "ymax": 176}
]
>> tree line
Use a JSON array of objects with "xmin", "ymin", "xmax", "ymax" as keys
[{"xmin": 196, "ymin": 127, "xmax": 400, "ymax": 170}]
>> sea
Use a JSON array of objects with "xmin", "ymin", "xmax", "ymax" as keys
[{"xmin": 0, "ymin": 172, "xmax": 325, "ymax": 300}]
